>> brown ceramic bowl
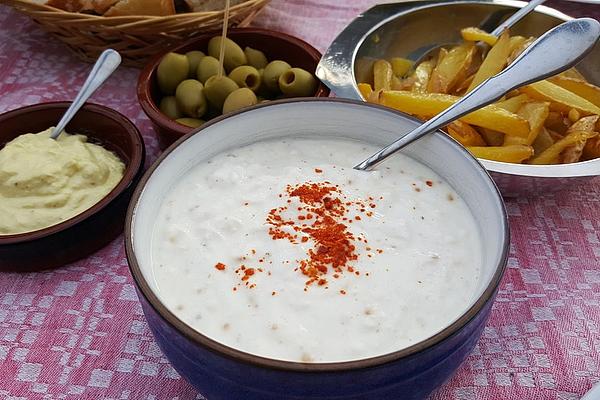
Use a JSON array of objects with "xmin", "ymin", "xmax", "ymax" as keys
[
  {"xmin": 0, "ymin": 102, "xmax": 145, "ymax": 271},
  {"xmin": 138, "ymin": 27, "xmax": 330, "ymax": 150}
]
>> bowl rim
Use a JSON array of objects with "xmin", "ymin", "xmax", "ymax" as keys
[
  {"xmin": 479, "ymin": 157, "xmax": 600, "ymax": 177},
  {"xmin": 0, "ymin": 101, "xmax": 145, "ymax": 244},
  {"xmin": 318, "ymin": 0, "xmax": 600, "ymax": 178},
  {"xmin": 137, "ymin": 26, "xmax": 330, "ymax": 139},
  {"xmin": 125, "ymin": 97, "xmax": 510, "ymax": 372}
]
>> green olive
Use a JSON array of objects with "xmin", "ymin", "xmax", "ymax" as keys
[
  {"xmin": 255, "ymin": 68, "xmax": 272, "ymax": 97},
  {"xmin": 244, "ymin": 47, "xmax": 268, "ymax": 69},
  {"xmin": 228, "ymin": 66, "xmax": 261, "ymax": 92},
  {"xmin": 157, "ymin": 52, "xmax": 189, "ymax": 95},
  {"xmin": 207, "ymin": 36, "xmax": 247, "ymax": 72},
  {"xmin": 204, "ymin": 103, "xmax": 224, "ymax": 120},
  {"xmin": 196, "ymin": 56, "xmax": 224, "ymax": 84},
  {"xmin": 223, "ymin": 88, "xmax": 258, "ymax": 114},
  {"xmin": 262, "ymin": 60, "xmax": 291, "ymax": 92},
  {"xmin": 204, "ymin": 76, "xmax": 239, "ymax": 110},
  {"xmin": 176, "ymin": 118, "xmax": 205, "ymax": 128},
  {"xmin": 278, "ymin": 68, "xmax": 318, "ymax": 97},
  {"xmin": 185, "ymin": 51, "xmax": 205, "ymax": 78},
  {"xmin": 159, "ymin": 96, "xmax": 182, "ymax": 119},
  {"xmin": 175, "ymin": 79, "xmax": 207, "ymax": 118}
]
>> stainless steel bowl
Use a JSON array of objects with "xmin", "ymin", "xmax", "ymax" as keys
[{"xmin": 316, "ymin": 0, "xmax": 600, "ymax": 197}]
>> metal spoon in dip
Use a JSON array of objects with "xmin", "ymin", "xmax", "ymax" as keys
[
  {"xmin": 354, "ymin": 18, "xmax": 600, "ymax": 171},
  {"xmin": 409, "ymin": 0, "xmax": 546, "ymax": 65},
  {"xmin": 51, "ymin": 49, "xmax": 121, "ymax": 139}
]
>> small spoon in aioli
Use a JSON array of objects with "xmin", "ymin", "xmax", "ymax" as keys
[
  {"xmin": 51, "ymin": 49, "xmax": 121, "ymax": 139},
  {"xmin": 354, "ymin": 18, "xmax": 600, "ymax": 171}
]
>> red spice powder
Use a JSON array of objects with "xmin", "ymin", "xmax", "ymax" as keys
[
  {"xmin": 215, "ymin": 262, "xmax": 226, "ymax": 271},
  {"xmin": 266, "ymin": 181, "xmax": 372, "ymax": 289},
  {"xmin": 241, "ymin": 267, "xmax": 255, "ymax": 281},
  {"xmin": 217, "ymin": 180, "xmax": 382, "ymax": 293}
]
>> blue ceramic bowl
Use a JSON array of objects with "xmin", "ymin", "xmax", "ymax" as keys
[{"xmin": 125, "ymin": 99, "xmax": 509, "ymax": 399}]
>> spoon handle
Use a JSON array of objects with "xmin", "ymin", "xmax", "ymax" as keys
[
  {"xmin": 490, "ymin": 0, "xmax": 546, "ymax": 37},
  {"xmin": 355, "ymin": 18, "xmax": 600, "ymax": 171},
  {"xmin": 51, "ymin": 49, "xmax": 122, "ymax": 139}
]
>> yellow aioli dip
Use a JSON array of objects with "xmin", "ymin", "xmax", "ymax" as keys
[{"xmin": 0, "ymin": 128, "xmax": 125, "ymax": 235}]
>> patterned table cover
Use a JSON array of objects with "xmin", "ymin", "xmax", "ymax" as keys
[{"xmin": 0, "ymin": 1, "xmax": 599, "ymax": 399}]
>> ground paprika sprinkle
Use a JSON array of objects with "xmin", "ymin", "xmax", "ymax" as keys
[
  {"xmin": 215, "ymin": 173, "xmax": 383, "ymax": 293},
  {"xmin": 266, "ymin": 178, "xmax": 379, "ymax": 290},
  {"xmin": 214, "ymin": 262, "xmax": 226, "ymax": 271}
]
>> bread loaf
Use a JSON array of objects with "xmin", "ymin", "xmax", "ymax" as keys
[
  {"xmin": 104, "ymin": 0, "xmax": 176, "ymax": 16},
  {"xmin": 45, "ymin": 0, "xmax": 86, "ymax": 12},
  {"xmin": 38, "ymin": 0, "xmax": 240, "ymax": 15},
  {"xmin": 91, "ymin": 0, "xmax": 119, "ymax": 14},
  {"xmin": 184, "ymin": 0, "xmax": 245, "ymax": 12}
]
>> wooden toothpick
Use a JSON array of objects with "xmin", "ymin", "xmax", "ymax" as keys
[{"xmin": 217, "ymin": 0, "xmax": 231, "ymax": 79}]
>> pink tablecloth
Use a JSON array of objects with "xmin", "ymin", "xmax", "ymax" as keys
[{"xmin": 0, "ymin": 1, "xmax": 599, "ymax": 399}]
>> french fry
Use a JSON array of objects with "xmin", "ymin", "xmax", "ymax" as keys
[
  {"xmin": 520, "ymin": 80, "xmax": 600, "ymax": 116},
  {"xmin": 358, "ymin": 83, "xmax": 373, "ymax": 100},
  {"xmin": 460, "ymin": 27, "xmax": 498, "ymax": 45},
  {"xmin": 467, "ymin": 31, "xmax": 511, "ymax": 92},
  {"xmin": 427, "ymin": 44, "xmax": 476, "ymax": 94},
  {"xmin": 467, "ymin": 145, "xmax": 534, "ymax": 163},
  {"xmin": 548, "ymin": 76, "xmax": 600, "ymax": 108},
  {"xmin": 366, "ymin": 89, "xmax": 381, "ymax": 104},
  {"xmin": 357, "ymin": 25, "xmax": 600, "ymax": 165},
  {"xmin": 452, "ymin": 74, "xmax": 475, "ymax": 96},
  {"xmin": 560, "ymin": 68, "xmax": 587, "ymax": 81},
  {"xmin": 568, "ymin": 108, "xmax": 581, "ymax": 123},
  {"xmin": 571, "ymin": 115, "xmax": 600, "ymax": 162},
  {"xmin": 545, "ymin": 111, "xmax": 571, "ymax": 135},
  {"xmin": 435, "ymin": 48, "xmax": 449, "ymax": 67},
  {"xmin": 508, "ymin": 35, "xmax": 527, "ymax": 52},
  {"xmin": 530, "ymin": 130, "xmax": 598, "ymax": 164},
  {"xmin": 507, "ymin": 36, "xmax": 534, "ymax": 64},
  {"xmin": 391, "ymin": 76, "xmax": 415, "ymax": 91},
  {"xmin": 562, "ymin": 140, "xmax": 586, "ymax": 163},
  {"xmin": 391, "ymin": 75, "xmax": 403, "ymax": 90},
  {"xmin": 479, "ymin": 128, "xmax": 505, "ymax": 146},
  {"xmin": 548, "ymin": 129, "xmax": 564, "ymax": 142},
  {"xmin": 569, "ymin": 115, "xmax": 599, "ymax": 133},
  {"xmin": 411, "ymin": 60, "xmax": 434, "ymax": 93},
  {"xmin": 464, "ymin": 47, "xmax": 483, "ymax": 77},
  {"xmin": 532, "ymin": 127, "xmax": 555, "ymax": 155},
  {"xmin": 560, "ymin": 114, "xmax": 598, "ymax": 163},
  {"xmin": 495, "ymin": 93, "xmax": 530, "ymax": 113},
  {"xmin": 377, "ymin": 90, "xmax": 530, "ymax": 136},
  {"xmin": 373, "ymin": 59, "xmax": 393, "ymax": 91},
  {"xmin": 390, "ymin": 57, "xmax": 413, "ymax": 77},
  {"xmin": 504, "ymin": 102, "xmax": 550, "ymax": 146},
  {"xmin": 447, "ymin": 121, "xmax": 486, "ymax": 146},
  {"xmin": 583, "ymin": 136, "xmax": 600, "ymax": 160}
]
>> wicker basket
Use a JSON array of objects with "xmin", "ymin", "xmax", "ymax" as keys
[{"xmin": 2, "ymin": 0, "xmax": 271, "ymax": 67}]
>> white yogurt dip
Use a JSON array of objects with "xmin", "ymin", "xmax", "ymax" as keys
[{"xmin": 149, "ymin": 138, "xmax": 482, "ymax": 363}]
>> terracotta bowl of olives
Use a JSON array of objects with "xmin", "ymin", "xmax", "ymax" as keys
[{"xmin": 138, "ymin": 28, "xmax": 330, "ymax": 149}]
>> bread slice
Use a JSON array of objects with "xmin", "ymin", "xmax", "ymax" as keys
[
  {"xmin": 46, "ymin": 0, "xmax": 86, "ymax": 12},
  {"xmin": 184, "ymin": 0, "xmax": 245, "ymax": 12},
  {"xmin": 104, "ymin": 0, "xmax": 176, "ymax": 16},
  {"xmin": 91, "ymin": 0, "xmax": 120, "ymax": 14},
  {"xmin": 44, "ymin": 0, "xmax": 117, "ymax": 14}
]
